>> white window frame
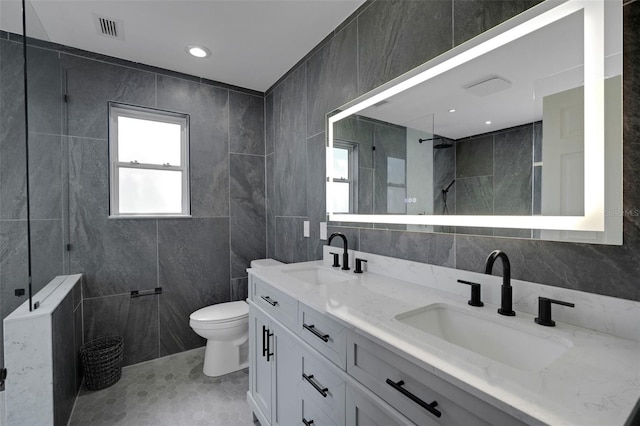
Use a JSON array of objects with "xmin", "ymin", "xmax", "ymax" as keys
[
  {"xmin": 108, "ymin": 102, "xmax": 191, "ymax": 218},
  {"xmin": 333, "ymin": 140, "xmax": 358, "ymax": 214}
]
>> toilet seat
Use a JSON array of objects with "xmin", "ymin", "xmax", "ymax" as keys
[{"xmin": 190, "ymin": 301, "xmax": 248, "ymax": 324}]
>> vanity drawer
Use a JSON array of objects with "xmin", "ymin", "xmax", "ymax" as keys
[
  {"xmin": 300, "ymin": 346, "xmax": 346, "ymax": 426},
  {"xmin": 346, "ymin": 383, "xmax": 412, "ymax": 426},
  {"xmin": 299, "ymin": 303, "xmax": 347, "ymax": 369},
  {"xmin": 252, "ymin": 277, "xmax": 298, "ymax": 330},
  {"xmin": 301, "ymin": 394, "xmax": 337, "ymax": 426},
  {"xmin": 347, "ymin": 331, "xmax": 524, "ymax": 426}
]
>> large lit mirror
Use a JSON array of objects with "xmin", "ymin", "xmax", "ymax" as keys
[{"xmin": 327, "ymin": 0, "xmax": 622, "ymax": 245}]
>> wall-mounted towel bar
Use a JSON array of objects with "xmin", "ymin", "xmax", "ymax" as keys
[{"xmin": 130, "ymin": 287, "xmax": 162, "ymax": 298}]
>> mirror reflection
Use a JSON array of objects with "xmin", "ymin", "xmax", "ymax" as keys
[{"xmin": 328, "ymin": 4, "xmax": 622, "ymax": 241}]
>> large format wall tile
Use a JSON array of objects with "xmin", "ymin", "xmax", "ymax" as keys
[
  {"xmin": 265, "ymin": 93, "xmax": 274, "ymax": 155},
  {"xmin": 266, "ymin": 154, "xmax": 276, "ymax": 258},
  {"xmin": 158, "ymin": 218, "xmax": 230, "ymax": 356},
  {"xmin": 26, "ymin": 46, "xmax": 62, "ymax": 136},
  {"xmin": 307, "ymin": 133, "xmax": 327, "ymax": 260},
  {"xmin": 453, "ymin": 0, "xmax": 544, "ymax": 46},
  {"xmin": 274, "ymin": 217, "xmax": 307, "ymax": 263},
  {"xmin": 306, "ymin": 20, "xmax": 358, "ymax": 137},
  {"xmin": 157, "ymin": 75, "xmax": 230, "ymax": 218},
  {"xmin": 455, "ymin": 228, "xmax": 640, "ymax": 301},
  {"xmin": 456, "ymin": 135, "xmax": 493, "ymax": 178},
  {"xmin": 273, "ymin": 66, "xmax": 307, "ymax": 217},
  {"xmin": 83, "ymin": 294, "xmax": 159, "ymax": 366},
  {"xmin": 357, "ymin": 0, "xmax": 453, "ymax": 94},
  {"xmin": 0, "ymin": 220, "xmax": 28, "ymax": 318},
  {"xmin": 230, "ymin": 154, "xmax": 266, "ymax": 278},
  {"xmin": 231, "ymin": 277, "xmax": 249, "ymax": 302},
  {"xmin": 30, "ymin": 219, "xmax": 64, "ymax": 294},
  {"xmin": 61, "ymin": 54, "xmax": 156, "ymax": 140},
  {"xmin": 229, "ymin": 91, "xmax": 264, "ymax": 155},
  {"xmin": 28, "ymin": 133, "xmax": 62, "ymax": 220},
  {"xmin": 360, "ymin": 228, "xmax": 454, "ymax": 267},
  {"xmin": 0, "ymin": 48, "xmax": 27, "ymax": 220},
  {"xmin": 68, "ymin": 137, "xmax": 158, "ymax": 297}
]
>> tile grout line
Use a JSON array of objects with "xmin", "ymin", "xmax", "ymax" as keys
[
  {"xmin": 228, "ymin": 90, "xmax": 232, "ymax": 299},
  {"xmin": 156, "ymin": 219, "xmax": 160, "ymax": 359}
]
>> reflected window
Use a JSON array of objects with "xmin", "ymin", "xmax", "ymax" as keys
[
  {"xmin": 387, "ymin": 157, "xmax": 406, "ymax": 213},
  {"xmin": 332, "ymin": 141, "xmax": 357, "ymax": 213},
  {"xmin": 109, "ymin": 103, "xmax": 190, "ymax": 217}
]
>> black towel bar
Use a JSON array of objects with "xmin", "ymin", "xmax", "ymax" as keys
[{"xmin": 130, "ymin": 287, "xmax": 162, "ymax": 298}]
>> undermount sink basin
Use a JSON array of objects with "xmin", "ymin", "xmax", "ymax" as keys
[
  {"xmin": 284, "ymin": 266, "xmax": 354, "ymax": 286},
  {"xmin": 395, "ymin": 303, "xmax": 573, "ymax": 371}
]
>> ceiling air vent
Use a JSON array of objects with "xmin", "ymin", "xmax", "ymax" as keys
[{"xmin": 94, "ymin": 15, "xmax": 125, "ymax": 40}]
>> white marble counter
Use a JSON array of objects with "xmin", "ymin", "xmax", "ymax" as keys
[{"xmin": 249, "ymin": 252, "xmax": 640, "ymax": 426}]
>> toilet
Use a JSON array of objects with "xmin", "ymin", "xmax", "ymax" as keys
[{"xmin": 189, "ymin": 258, "xmax": 283, "ymax": 377}]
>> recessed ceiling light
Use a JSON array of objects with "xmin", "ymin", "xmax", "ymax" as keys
[
  {"xmin": 186, "ymin": 45, "xmax": 210, "ymax": 58},
  {"xmin": 485, "ymin": 120, "xmax": 492, "ymax": 125},
  {"xmin": 448, "ymin": 108, "xmax": 456, "ymax": 113}
]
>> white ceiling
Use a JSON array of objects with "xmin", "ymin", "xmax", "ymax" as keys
[{"xmin": 0, "ymin": 0, "xmax": 365, "ymax": 92}]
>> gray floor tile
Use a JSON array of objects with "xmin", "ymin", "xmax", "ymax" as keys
[{"xmin": 69, "ymin": 348, "xmax": 255, "ymax": 426}]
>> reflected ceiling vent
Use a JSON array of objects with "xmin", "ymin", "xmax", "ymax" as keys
[
  {"xmin": 94, "ymin": 15, "xmax": 125, "ymax": 41},
  {"xmin": 464, "ymin": 75, "xmax": 512, "ymax": 96}
]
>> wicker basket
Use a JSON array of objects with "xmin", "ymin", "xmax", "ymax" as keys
[{"xmin": 80, "ymin": 336, "xmax": 124, "ymax": 390}]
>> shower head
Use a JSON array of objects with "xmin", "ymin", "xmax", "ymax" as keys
[{"xmin": 418, "ymin": 137, "xmax": 453, "ymax": 149}]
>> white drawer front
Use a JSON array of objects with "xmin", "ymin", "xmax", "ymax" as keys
[
  {"xmin": 300, "ymin": 348, "xmax": 346, "ymax": 426},
  {"xmin": 253, "ymin": 277, "xmax": 298, "ymax": 330},
  {"xmin": 302, "ymin": 395, "xmax": 337, "ymax": 426},
  {"xmin": 345, "ymin": 384, "xmax": 413, "ymax": 426},
  {"xmin": 347, "ymin": 331, "xmax": 524, "ymax": 426},
  {"xmin": 299, "ymin": 304, "xmax": 347, "ymax": 369}
]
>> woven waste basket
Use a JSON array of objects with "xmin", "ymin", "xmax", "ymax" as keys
[{"xmin": 80, "ymin": 336, "xmax": 124, "ymax": 390}]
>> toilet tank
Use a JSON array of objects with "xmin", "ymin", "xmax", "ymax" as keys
[{"xmin": 250, "ymin": 259, "xmax": 283, "ymax": 268}]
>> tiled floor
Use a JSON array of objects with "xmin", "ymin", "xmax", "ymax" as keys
[{"xmin": 69, "ymin": 347, "xmax": 255, "ymax": 425}]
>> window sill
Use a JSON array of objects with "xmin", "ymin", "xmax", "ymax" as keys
[{"xmin": 109, "ymin": 215, "xmax": 193, "ymax": 220}]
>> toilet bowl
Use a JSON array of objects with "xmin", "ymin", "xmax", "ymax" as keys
[
  {"xmin": 189, "ymin": 259, "xmax": 283, "ymax": 377},
  {"xmin": 189, "ymin": 301, "xmax": 249, "ymax": 377}
]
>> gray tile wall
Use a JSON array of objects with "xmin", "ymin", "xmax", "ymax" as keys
[
  {"xmin": 0, "ymin": 40, "xmax": 266, "ymax": 367},
  {"xmin": 266, "ymin": 0, "xmax": 640, "ymax": 302}
]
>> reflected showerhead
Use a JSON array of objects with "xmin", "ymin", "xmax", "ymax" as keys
[{"xmin": 418, "ymin": 137, "xmax": 453, "ymax": 149}]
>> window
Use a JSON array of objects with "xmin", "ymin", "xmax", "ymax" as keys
[
  {"xmin": 109, "ymin": 103, "xmax": 190, "ymax": 217},
  {"xmin": 329, "ymin": 141, "xmax": 358, "ymax": 214}
]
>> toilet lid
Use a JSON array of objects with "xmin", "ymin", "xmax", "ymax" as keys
[{"xmin": 190, "ymin": 301, "xmax": 248, "ymax": 322}]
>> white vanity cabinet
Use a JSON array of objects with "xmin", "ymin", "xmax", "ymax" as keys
[
  {"xmin": 248, "ymin": 273, "xmax": 526, "ymax": 426},
  {"xmin": 249, "ymin": 300, "xmax": 303, "ymax": 426}
]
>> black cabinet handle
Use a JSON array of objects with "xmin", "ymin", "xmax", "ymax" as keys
[
  {"xmin": 302, "ymin": 373, "xmax": 328, "ymax": 397},
  {"xmin": 303, "ymin": 324, "xmax": 329, "ymax": 342},
  {"xmin": 385, "ymin": 379, "xmax": 441, "ymax": 418},
  {"xmin": 266, "ymin": 329, "xmax": 274, "ymax": 362},
  {"xmin": 261, "ymin": 295, "xmax": 278, "ymax": 306},
  {"xmin": 262, "ymin": 325, "xmax": 268, "ymax": 357},
  {"xmin": 302, "ymin": 418, "xmax": 314, "ymax": 426}
]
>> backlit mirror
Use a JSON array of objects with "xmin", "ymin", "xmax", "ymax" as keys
[{"xmin": 327, "ymin": 0, "xmax": 622, "ymax": 245}]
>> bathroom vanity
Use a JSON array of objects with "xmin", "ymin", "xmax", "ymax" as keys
[{"xmin": 247, "ymin": 250, "xmax": 640, "ymax": 426}]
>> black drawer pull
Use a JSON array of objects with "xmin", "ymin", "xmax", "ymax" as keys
[
  {"xmin": 303, "ymin": 323, "xmax": 330, "ymax": 342},
  {"xmin": 386, "ymin": 379, "xmax": 441, "ymax": 418},
  {"xmin": 261, "ymin": 295, "xmax": 278, "ymax": 306},
  {"xmin": 302, "ymin": 418, "xmax": 314, "ymax": 426},
  {"xmin": 262, "ymin": 325, "xmax": 268, "ymax": 357},
  {"xmin": 302, "ymin": 373, "xmax": 328, "ymax": 397},
  {"xmin": 266, "ymin": 329, "xmax": 274, "ymax": 362}
]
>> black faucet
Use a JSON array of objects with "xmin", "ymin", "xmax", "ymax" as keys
[
  {"xmin": 328, "ymin": 232, "xmax": 350, "ymax": 270},
  {"xmin": 484, "ymin": 250, "xmax": 515, "ymax": 316}
]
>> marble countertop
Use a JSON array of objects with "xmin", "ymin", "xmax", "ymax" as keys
[{"xmin": 249, "ymin": 258, "xmax": 640, "ymax": 426}]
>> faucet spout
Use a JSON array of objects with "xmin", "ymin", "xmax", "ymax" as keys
[
  {"xmin": 484, "ymin": 250, "xmax": 515, "ymax": 316},
  {"xmin": 328, "ymin": 232, "xmax": 350, "ymax": 271}
]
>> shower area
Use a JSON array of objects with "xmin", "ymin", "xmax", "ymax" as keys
[{"xmin": 1, "ymin": 0, "xmax": 79, "ymax": 424}]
